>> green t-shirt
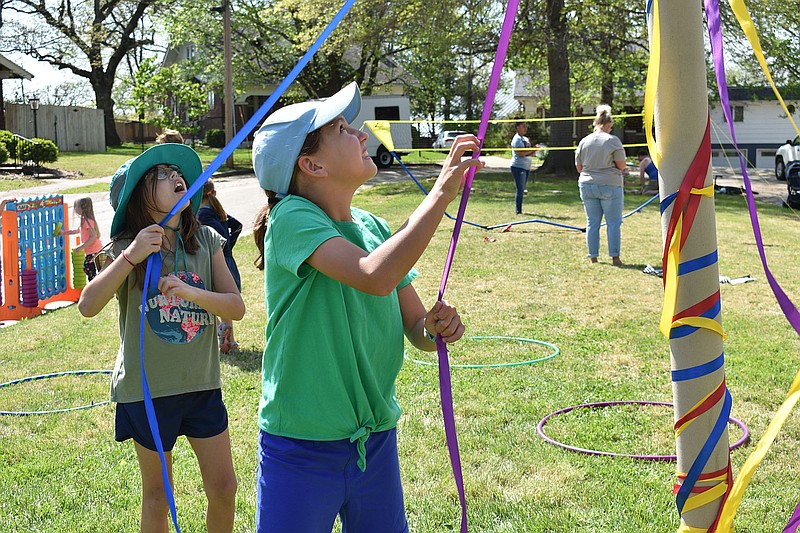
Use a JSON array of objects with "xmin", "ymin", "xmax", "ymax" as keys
[
  {"xmin": 260, "ymin": 196, "xmax": 417, "ymax": 448},
  {"xmin": 111, "ymin": 226, "xmax": 225, "ymax": 403}
]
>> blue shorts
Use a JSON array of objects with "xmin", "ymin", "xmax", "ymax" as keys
[
  {"xmin": 256, "ymin": 428, "xmax": 408, "ymax": 533},
  {"xmin": 115, "ymin": 389, "xmax": 228, "ymax": 452}
]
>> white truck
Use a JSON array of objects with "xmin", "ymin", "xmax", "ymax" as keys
[
  {"xmin": 351, "ymin": 94, "xmax": 413, "ymax": 168},
  {"xmin": 775, "ymin": 135, "xmax": 800, "ymax": 180}
]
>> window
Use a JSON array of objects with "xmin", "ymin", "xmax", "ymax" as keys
[
  {"xmin": 730, "ymin": 105, "xmax": 744, "ymax": 122},
  {"xmin": 374, "ymin": 106, "xmax": 400, "ymax": 121}
]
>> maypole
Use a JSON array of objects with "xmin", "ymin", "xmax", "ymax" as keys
[{"xmin": 649, "ymin": 0, "xmax": 733, "ymax": 531}]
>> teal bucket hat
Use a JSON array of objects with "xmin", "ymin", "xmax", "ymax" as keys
[
  {"xmin": 109, "ymin": 143, "xmax": 203, "ymax": 238},
  {"xmin": 252, "ymin": 82, "xmax": 361, "ymax": 197}
]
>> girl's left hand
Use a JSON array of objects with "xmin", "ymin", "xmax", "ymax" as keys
[
  {"xmin": 425, "ymin": 300, "xmax": 465, "ymax": 343},
  {"xmin": 158, "ymin": 273, "xmax": 197, "ymax": 302}
]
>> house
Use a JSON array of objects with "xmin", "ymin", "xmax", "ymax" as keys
[
  {"xmin": 709, "ymin": 87, "xmax": 800, "ymax": 169},
  {"xmin": 0, "ymin": 53, "xmax": 33, "ymax": 130}
]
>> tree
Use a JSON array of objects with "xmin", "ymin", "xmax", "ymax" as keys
[
  {"xmin": 159, "ymin": 0, "xmax": 504, "ymax": 130},
  {"xmin": 717, "ymin": 1, "xmax": 800, "ymax": 87},
  {"xmin": 0, "ymin": 0, "xmax": 161, "ymax": 146},
  {"xmin": 510, "ymin": 0, "xmax": 649, "ymax": 175},
  {"xmin": 125, "ymin": 57, "xmax": 210, "ymax": 136}
]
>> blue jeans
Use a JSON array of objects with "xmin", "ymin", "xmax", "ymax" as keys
[
  {"xmin": 579, "ymin": 182, "xmax": 623, "ymax": 258},
  {"xmin": 510, "ymin": 165, "xmax": 530, "ymax": 213}
]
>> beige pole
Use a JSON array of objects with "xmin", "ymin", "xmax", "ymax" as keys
[{"xmin": 654, "ymin": 0, "xmax": 731, "ymax": 530}]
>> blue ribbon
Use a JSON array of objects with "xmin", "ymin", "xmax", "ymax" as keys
[{"xmin": 138, "ymin": 1, "xmax": 358, "ymax": 529}]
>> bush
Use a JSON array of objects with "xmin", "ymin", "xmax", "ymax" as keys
[
  {"xmin": 18, "ymin": 138, "xmax": 59, "ymax": 164},
  {"xmin": 0, "ymin": 143, "xmax": 8, "ymax": 164},
  {"xmin": 205, "ymin": 129, "xmax": 226, "ymax": 148},
  {"xmin": 0, "ymin": 130, "xmax": 18, "ymax": 160}
]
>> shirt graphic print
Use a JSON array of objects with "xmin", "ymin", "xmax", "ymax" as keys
[{"xmin": 142, "ymin": 271, "xmax": 214, "ymax": 344}]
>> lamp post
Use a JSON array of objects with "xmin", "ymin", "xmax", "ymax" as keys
[
  {"xmin": 222, "ymin": 0, "xmax": 234, "ymax": 168},
  {"xmin": 29, "ymin": 96, "xmax": 39, "ymax": 138}
]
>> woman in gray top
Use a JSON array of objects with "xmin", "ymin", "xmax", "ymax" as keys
[{"xmin": 574, "ymin": 105, "xmax": 627, "ymax": 266}]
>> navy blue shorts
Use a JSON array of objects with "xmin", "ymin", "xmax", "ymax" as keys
[
  {"xmin": 256, "ymin": 428, "xmax": 408, "ymax": 533},
  {"xmin": 115, "ymin": 389, "xmax": 228, "ymax": 452}
]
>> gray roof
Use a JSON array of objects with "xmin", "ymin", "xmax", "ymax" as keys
[{"xmin": 0, "ymin": 53, "xmax": 33, "ymax": 80}]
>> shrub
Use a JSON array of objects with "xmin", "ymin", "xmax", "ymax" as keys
[
  {"xmin": 0, "ymin": 130, "xmax": 18, "ymax": 159},
  {"xmin": 0, "ymin": 142, "xmax": 8, "ymax": 164},
  {"xmin": 205, "ymin": 129, "xmax": 226, "ymax": 148},
  {"xmin": 18, "ymin": 138, "xmax": 59, "ymax": 164}
]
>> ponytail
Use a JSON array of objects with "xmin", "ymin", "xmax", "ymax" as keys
[
  {"xmin": 253, "ymin": 191, "xmax": 283, "ymax": 271},
  {"xmin": 202, "ymin": 180, "xmax": 226, "ymax": 220}
]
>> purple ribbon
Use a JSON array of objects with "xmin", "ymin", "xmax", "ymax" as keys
[
  {"xmin": 705, "ymin": 0, "xmax": 800, "ymax": 529},
  {"xmin": 435, "ymin": 2, "xmax": 520, "ymax": 531}
]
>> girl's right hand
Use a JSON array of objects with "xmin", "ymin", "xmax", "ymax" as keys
[
  {"xmin": 435, "ymin": 134, "xmax": 484, "ymax": 201},
  {"xmin": 127, "ymin": 224, "xmax": 165, "ymax": 264}
]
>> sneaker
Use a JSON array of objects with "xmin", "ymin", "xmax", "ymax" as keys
[{"xmin": 218, "ymin": 323, "xmax": 234, "ymax": 354}]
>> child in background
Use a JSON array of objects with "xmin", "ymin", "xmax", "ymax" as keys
[
  {"xmin": 156, "ymin": 128, "xmax": 185, "ymax": 144},
  {"xmin": 198, "ymin": 179, "xmax": 243, "ymax": 353},
  {"xmin": 638, "ymin": 150, "xmax": 659, "ymax": 195},
  {"xmin": 64, "ymin": 197, "xmax": 104, "ymax": 280},
  {"xmin": 251, "ymin": 82, "xmax": 481, "ymax": 532},
  {"xmin": 77, "ymin": 143, "xmax": 244, "ymax": 532}
]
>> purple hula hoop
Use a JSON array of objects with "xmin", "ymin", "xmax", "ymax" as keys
[{"xmin": 536, "ymin": 400, "xmax": 750, "ymax": 461}]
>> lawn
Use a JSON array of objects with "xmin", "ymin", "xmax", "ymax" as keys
[
  {"xmin": 1, "ymin": 172, "xmax": 799, "ymax": 532},
  {"xmin": 53, "ymin": 144, "xmax": 255, "ymax": 180}
]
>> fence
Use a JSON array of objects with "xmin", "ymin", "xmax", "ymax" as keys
[{"xmin": 6, "ymin": 103, "xmax": 105, "ymax": 152}]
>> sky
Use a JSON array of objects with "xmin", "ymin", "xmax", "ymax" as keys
[{"xmin": 4, "ymin": 51, "xmax": 88, "ymax": 104}]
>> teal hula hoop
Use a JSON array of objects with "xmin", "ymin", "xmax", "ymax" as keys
[
  {"xmin": 404, "ymin": 335, "xmax": 559, "ymax": 369},
  {"xmin": 0, "ymin": 370, "xmax": 112, "ymax": 416}
]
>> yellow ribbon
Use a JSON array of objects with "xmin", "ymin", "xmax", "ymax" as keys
[
  {"xmin": 660, "ymin": 217, "xmax": 681, "ymax": 337},
  {"xmin": 715, "ymin": 367, "xmax": 800, "ymax": 531},
  {"xmin": 363, "ymin": 120, "xmax": 395, "ymax": 152},
  {"xmin": 682, "ymin": 482, "xmax": 730, "ymax": 514},
  {"xmin": 644, "ymin": 0, "xmax": 662, "ymax": 166},
  {"xmin": 728, "ymin": 0, "xmax": 800, "ymax": 139}
]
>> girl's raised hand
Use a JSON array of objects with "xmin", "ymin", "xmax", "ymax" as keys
[
  {"xmin": 126, "ymin": 224, "xmax": 165, "ymax": 264},
  {"xmin": 434, "ymin": 134, "xmax": 485, "ymax": 201},
  {"xmin": 424, "ymin": 300, "xmax": 465, "ymax": 344}
]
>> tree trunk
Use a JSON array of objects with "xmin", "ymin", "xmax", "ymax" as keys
[
  {"xmin": 537, "ymin": 0, "xmax": 574, "ymax": 176},
  {"xmin": 93, "ymin": 76, "xmax": 122, "ymax": 147}
]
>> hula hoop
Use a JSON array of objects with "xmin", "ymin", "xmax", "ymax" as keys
[
  {"xmin": 536, "ymin": 400, "xmax": 750, "ymax": 461},
  {"xmin": 0, "ymin": 370, "xmax": 112, "ymax": 416},
  {"xmin": 404, "ymin": 335, "xmax": 559, "ymax": 369}
]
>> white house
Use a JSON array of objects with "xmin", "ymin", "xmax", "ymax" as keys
[{"xmin": 709, "ymin": 87, "xmax": 800, "ymax": 169}]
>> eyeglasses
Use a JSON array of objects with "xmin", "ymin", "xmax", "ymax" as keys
[{"xmin": 150, "ymin": 165, "xmax": 183, "ymax": 181}]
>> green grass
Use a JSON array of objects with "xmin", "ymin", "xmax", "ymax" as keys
[
  {"xmin": 2, "ymin": 173, "xmax": 800, "ymax": 531},
  {"xmin": 53, "ymin": 144, "xmax": 255, "ymax": 180}
]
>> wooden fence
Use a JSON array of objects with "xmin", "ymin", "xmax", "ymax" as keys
[{"xmin": 6, "ymin": 103, "xmax": 105, "ymax": 152}]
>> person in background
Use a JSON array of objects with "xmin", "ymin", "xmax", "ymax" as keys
[
  {"xmin": 156, "ymin": 129, "xmax": 185, "ymax": 145},
  {"xmin": 198, "ymin": 179, "xmax": 243, "ymax": 353},
  {"xmin": 575, "ymin": 104, "xmax": 627, "ymax": 267},
  {"xmin": 638, "ymin": 150, "xmax": 659, "ymax": 195},
  {"xmin": 250, "ymin": 82, "xmax": 476, "ymax": 532},
  {"xmin": 63, "ymin": 197, "xmax": 104, "ymax": 280},
  {"xmin": 510, "ymin": 121, "xmax": 534, "ymax": 215}
]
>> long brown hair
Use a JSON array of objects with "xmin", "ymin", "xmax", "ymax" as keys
[
  {"xmin": 253, "ymin": 128, "xmax": 322, "ymax": 271},
  {"xmin": 202, "ymin": 180, "xmax": 226, "ymax": 219},
  {"xmin": 117, "ymin": 167, "xmax": 200, "ymax": 286},
  {"xmin": 74, "ymin": 197, "xmax": 99, "ymax": 237}
]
